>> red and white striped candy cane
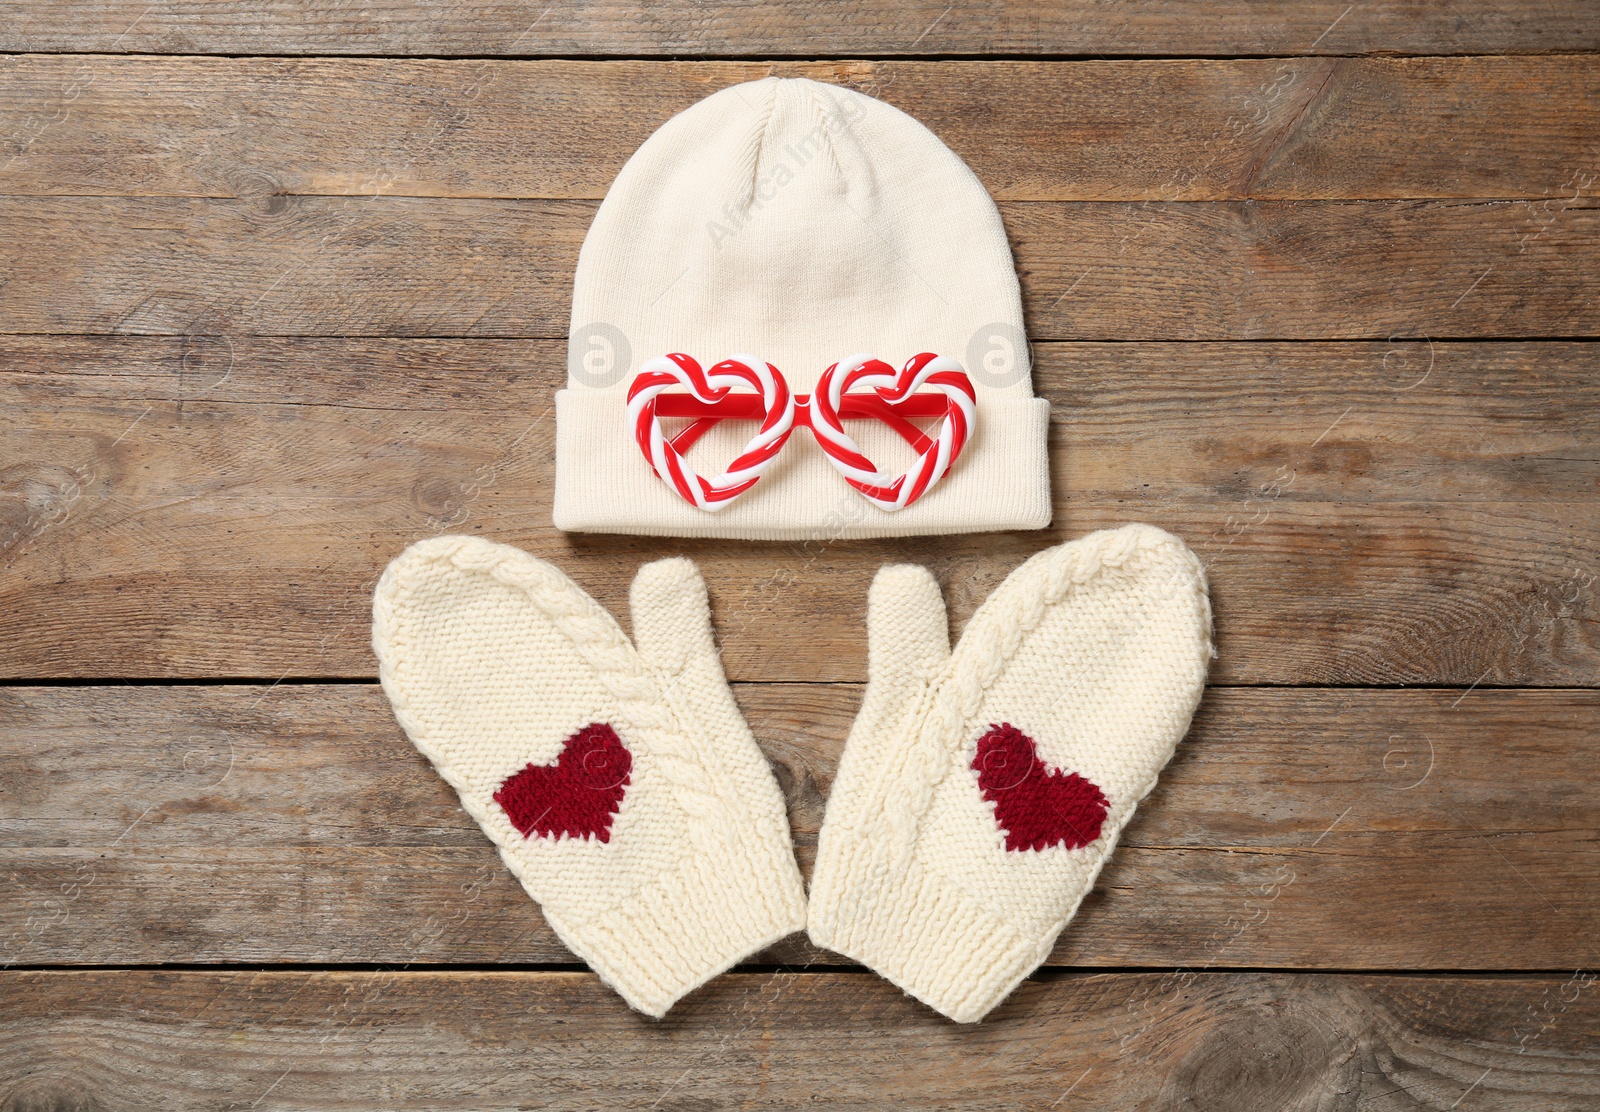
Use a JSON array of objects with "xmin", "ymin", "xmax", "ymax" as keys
[
  {"xmin": 809, "ymin": 352, "xmax": 976, "ymax": 511},
  {"xmin": 626, "ymin": 352, "xmax": 795, "ymax": 511}
]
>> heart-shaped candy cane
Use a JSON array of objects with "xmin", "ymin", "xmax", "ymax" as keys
[
  {"xmin": 810, "ymin": 353, "xmax": 976, "ymax": 511},
  {"xmin": 626, "ymin": 353, "xmax": 796, "ymax": 511}
]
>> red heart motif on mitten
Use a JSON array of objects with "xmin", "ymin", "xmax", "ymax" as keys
[
  {"xmin": 973, "ymin": 723, "xmax": 1109, "ymax": 852},
  {"xmin": 493, "ymin": 723, "xmax": 632, "ymax": 843}
]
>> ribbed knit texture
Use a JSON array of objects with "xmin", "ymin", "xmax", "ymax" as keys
[
  {"xmin": 372, "ymin": 536, "xmax": 807, "ymax": 1017},
  {"xmin": 557, "ymin": 75, "xmax": 1051, "ymax": 539},
  {"xmin": 807, "ymin": 523, "xmax": 1214, "ymax": 1022}
]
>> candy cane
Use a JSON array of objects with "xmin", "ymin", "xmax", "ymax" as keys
[
  {"xmin": 625, "ymin": 353, "xmax": 795, "ymax": 510},
  {"xmin": 809, "ymin": 353, "xmax": 976, "ymax": 511}
]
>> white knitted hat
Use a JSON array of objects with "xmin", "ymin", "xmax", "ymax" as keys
[{"xmin": 556, "ymin": 77, "xmax": 1052, "ymax": 540}]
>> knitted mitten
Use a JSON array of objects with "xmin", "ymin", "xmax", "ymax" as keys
[
  {"xmin": 807, "ymin": 523, "xmax": 1212, "ymax": 1022},
  {"xmin": 372, "ymin": 536, "xmax": 807, "ymax": 1017}
]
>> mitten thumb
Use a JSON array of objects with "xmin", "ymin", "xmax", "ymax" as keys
[
  {"xmin": 628, "ymin": 558, "xmax": 794, "ymax": 841},
  {"xmin": 629, "ymin": 557, "xmax": 720, "ymax": 684},
  {"xmin": 863, "ymin": 565, "xmax": 951, "ymax": 724},
  {"xmin": 809, "ymin": 564, "xmax": 952, "ymax": 943}
]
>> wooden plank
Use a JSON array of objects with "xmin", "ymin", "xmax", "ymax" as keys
[
  {"xmin": 3, "ymin": 57, "xmax": 1597, "ymax": 201},
  {"xmin": 1006, "ymin": 198, "xmax": 1600, "ymax": 342},
  {"xmin": 3, "ymin": 1, "xmax": 1597, "ymax": 56},
  {"xmin": 7, "ymin": 336, "xmax": 1594, "ymax": 502},
  {"xmin": 3, "ymin": 685, "xmax": 1595, "ymax": 969},
  {"xmin": 2, "ymin": 336, "xmax": 1596, "ymax": 684},
  {"xmin": 3, "ymin": 970, "xmax": 1598, "ymax": 1109},
  {"xmin": 2, "ymin": 196, "xmax": 1595, "ymax": 339}
]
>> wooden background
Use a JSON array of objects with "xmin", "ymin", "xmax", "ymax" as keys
[{"xmin": 2, "ymin": 3, "xmax": 1598, "ymax": 1108}]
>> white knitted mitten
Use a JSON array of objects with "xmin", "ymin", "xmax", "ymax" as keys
[
  {"xmin": 807, "ymin": 523, "xmax": 1212, "ymax": 1022},
  {"xmin": 373, "ymin": 536, "xmax": 807, "ymax": 1017}
]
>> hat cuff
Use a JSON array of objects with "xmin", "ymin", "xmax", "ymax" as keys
[{"xmin": 554, "ymin": 390, "xmax": 1052, "ymax": 540}]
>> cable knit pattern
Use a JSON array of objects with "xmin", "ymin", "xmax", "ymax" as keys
[
  {"xmin": 373, "ymin": 536, "xmax": 806, "ymax": 1017},
  {"xmin": 808, "ymin": 523, "xmax": 1214, "ymax": 1023}
]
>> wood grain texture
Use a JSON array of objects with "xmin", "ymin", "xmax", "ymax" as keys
[
  {"xmin": 3, "ymin": 969, "xmax": 1598, "ymax": 1110},
  {"xmin": 3, "ymin": 57, "xmax": 1597, "ymax": 201},
  {"xmin": 3, "ymin": 685, "xmax": 1596, "ymax": 969},
  {"xmin": 2, "ymin": 195, "xmax": 1595, "ymax": 340},
  {"xmin": 3, "ymin": 0, "xmax": 1598, "ymax": 56},
  {"xmin": 2, "ymin": 336, "xmax": 1595, "ymax": 684},
  {"xmin": 1, "ymin": 4, "xmax": 1595, "ymax": 1105}
]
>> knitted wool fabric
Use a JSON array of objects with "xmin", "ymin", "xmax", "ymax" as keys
[
  {"xmin": 373, "ymin": 536, "xmax": 807, "ymax": 1017},
  {"xmin": 807, "ymin": 524, "xmax": 1213, "ymax": 1023},
  {"xmin": 556, "ymin": 76, "xmax": 1051, "ymax": 539}
]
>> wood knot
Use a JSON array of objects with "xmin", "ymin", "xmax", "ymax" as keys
[{"xmin": 1162, "ymin": 995, "xmax": 1354, "ymax": 1110}]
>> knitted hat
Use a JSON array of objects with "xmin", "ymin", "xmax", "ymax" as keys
[{"xmin": 556, "ymin": 77, "xmax": 1052, "ymax": 540}]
